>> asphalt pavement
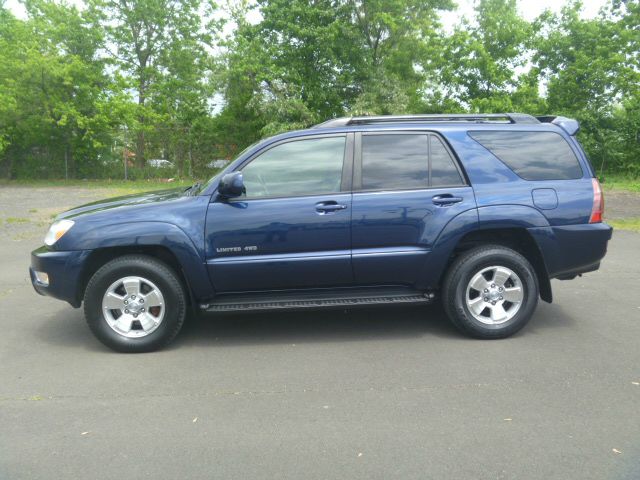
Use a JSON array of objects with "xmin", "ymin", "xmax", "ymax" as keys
[{"xmin": 0, "ymin": 186, "xmax": 639, "ymax": 480}]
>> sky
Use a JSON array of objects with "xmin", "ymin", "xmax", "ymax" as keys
[
  {"xmin": 5, "ymin": 0, "xmax": 610, "ymax": 24},
  {"xmin": 441, "ymin": 0, "xmax": 608, "ymax": 27}
]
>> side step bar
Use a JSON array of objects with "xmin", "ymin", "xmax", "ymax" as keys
[{"xmin": 201, "ymin": 289, "xmax": 435, "ymax": 313}]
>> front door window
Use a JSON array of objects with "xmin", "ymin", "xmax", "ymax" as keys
[{"xmin": 241, "ymin": 136, "xmax": 346, "ymax": 198}]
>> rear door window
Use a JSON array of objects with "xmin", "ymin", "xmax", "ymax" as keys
[
  {"xmin": 359, "ymin": 133, "xmax": 464, "ymax": 190},
  {"xmin": 430, "ymin": 136, "xmax": 464, "ymax": 186},
  {"xmin": 469, "ymin": 131, "xmax": 583, "ymax": 180}
]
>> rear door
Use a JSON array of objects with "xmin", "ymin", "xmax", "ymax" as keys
[
  {"xmin": 205, "ymin": 133, "xmax": 354, "ymax": 292},
  {"xmin": 351, "ymin": 131, "xmax": 476, "ymax": 287}
]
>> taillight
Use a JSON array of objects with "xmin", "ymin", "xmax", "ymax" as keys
[{"xmin": 589, "ymin": 178, "xmax": 604, "ymax": 223}]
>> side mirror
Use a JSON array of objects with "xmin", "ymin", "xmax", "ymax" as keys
[{"xmin": 218, "ymin": 171, "xmax": 245, "ymax": 198}]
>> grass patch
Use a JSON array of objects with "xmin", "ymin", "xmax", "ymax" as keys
[
  {"xmin": 0, "ymin": 178, "xmax": 196, "ymax": 197},
  {"xmin": 608, "ymin": 217, "xmax": 640, "ymax": 232},
  {"xmin": 600, "ymin": 174, "xmax": 640, "ymax": 193},
  {"xmin": 5, "ymin": 217, "xmax": 29, "ymax": 224},
  {"xmin": 0, "ymin": 178, "xmax": 194, "ymax": 189}
]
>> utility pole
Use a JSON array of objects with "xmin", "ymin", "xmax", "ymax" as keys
[
  {"xmin": 123, "ymin": 128, "xmax": 128, "ymax": 181},
  {"xmin": 188, "ymin": 127, "xmax": 193, "ymax": 178}
]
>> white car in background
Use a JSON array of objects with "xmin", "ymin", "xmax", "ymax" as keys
[
  {"xmin": 147, "ymin": 159, "xmax": 175, "ymax": 168},
  {"xmin": 207, "ymin": 159, "xmax": 229, "ymax": 169}
]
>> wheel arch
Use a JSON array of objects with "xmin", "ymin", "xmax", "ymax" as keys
[
  {"xmin": 429, "ymin": 206, "xmax": 552, "ymax": 303},
  {"xmin": 76, "ymin": 246, "xmax": 193, "ymax": 307},
  {"xmin": 447, "ymin": 228, "xmax": 552, "ymax": 303},
  {"xmin": 70, "ymin": 222, "xmax": 213, "ymax": 307}
]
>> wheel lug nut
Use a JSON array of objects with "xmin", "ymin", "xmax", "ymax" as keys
[
  {"xmin": 483, "ymin": 297, "xmax": 489, "ymax": 302},
  {"xmin": 491, "ymin": 284, "xmax": 495, "ymax": 288},
  {"xmin": 499, "ymin": 296, "xmax": 503, "ymax": 300},
  {"xmin": 131, "ymin": 295, "xmax": 136, "ymax": 299},
  {"xmin": 140, "ymin": 299, "xmax": 144, "ymax": 304},
  {"xmin": 124, "ymin": 300, "xmax": 128, "ymax": 305},
  {"xmin": 491, "ymin": 301, "xmax": 496, "ymax": 305},
  {"xmin": 499, "ymin": 287, "xmax": 503, "ymax": 292},
  {"xmin": 484, "ymin": 288, "xmax": 488, "ymax": 293},
  {"xmin": 125, "ymin": 309, "xmax": 129, "ymax": 313},
  {"xmin": 133, "ymin": 313, "xmax": 138, "ymax": 318}
]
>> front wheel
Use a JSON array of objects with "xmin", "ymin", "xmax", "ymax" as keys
[
  {"xmin": 83, "ymin": 255, "xmax": 187, "ymax": 352},
  {"xmin": 442, "ymin": 245, "xmax": 539, "ymax": 339}
]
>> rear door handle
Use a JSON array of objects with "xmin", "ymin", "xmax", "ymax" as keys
[
  {"xmin": 432, "ymin": 194, "xmax": 463, "ymax": 206},
  {"xmin": 315, "ymin": 201, "xmax": 348, "ymax": 214}
]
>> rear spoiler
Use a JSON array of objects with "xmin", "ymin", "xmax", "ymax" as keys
[{"xmin": 536, "ymin": 116, "xmax": 580, "ymax": 136}]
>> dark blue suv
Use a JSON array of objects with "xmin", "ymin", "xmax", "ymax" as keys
[{"xmin": 30, "ymin": 114, "xmax": 612, "ymax": 352}]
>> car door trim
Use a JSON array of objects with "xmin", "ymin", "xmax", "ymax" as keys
[{"xmin": 208, "ymin": 249, "xmax": 352, "ymax": 265}]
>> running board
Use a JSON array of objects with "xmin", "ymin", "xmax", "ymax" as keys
[{"xmin": 201, "ymin": 288, "xmax": 435, "ymax": 313}]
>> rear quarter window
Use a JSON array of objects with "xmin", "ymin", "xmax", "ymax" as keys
[{"xmin": 468, "ymin": 131, "xmax": 583, "ymax": 180}]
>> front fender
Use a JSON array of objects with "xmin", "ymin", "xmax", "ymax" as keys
[{"xmin": 57, "ymin": 221, "xmax": 213, "ymax": 301}]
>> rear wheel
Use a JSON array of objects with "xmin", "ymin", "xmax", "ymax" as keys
[
  {"xmin": 442, "ymin": 245, "xmax": 539, "ymax": 338},
  {"xmin": 83, "ymin": 255, "xmax": 187, "ymax": 352}
]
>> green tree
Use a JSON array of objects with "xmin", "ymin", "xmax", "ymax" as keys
[
  {"xmin": 438, "ymin": 0, "xmax": 538, "ymax": 112},
  {"xmin": 0, "ymin": 0, "xmax": 112, "ymax": 178},
  {"xmin": 89, "ymin": 0, "xmax": 216, "ymax": 168},
  {"xmin": 534, "ymin": 1, "xmax": 635, "ymax": 173},
  {"xmin": 347, "ymin": 0, "xmax": 453, "ymax": 114}
]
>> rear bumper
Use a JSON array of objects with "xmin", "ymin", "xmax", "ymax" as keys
[
  {"xmin": 528, "ymin": 223, "xmax": 613, "ymax": 280},
  {"xmin": 29, "ymin": 246, "xmax": 90, "ymax": 308}
]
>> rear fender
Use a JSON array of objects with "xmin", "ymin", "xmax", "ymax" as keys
[
  {"xmin": 418, "ymin": 209, "xmax": 479, "ymax": 289},
  {"xmin": 429, "ymin": 206, "xmax": 554, "ymax": 302}
]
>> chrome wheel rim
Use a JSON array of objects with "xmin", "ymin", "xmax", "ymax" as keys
[
  {"xmin": 465, "ymin": 266, "xmax": 524, "ymax": 325},
  {"xmin": 101, "ymin": 276, "xmax": 165, "ymax": 338}
]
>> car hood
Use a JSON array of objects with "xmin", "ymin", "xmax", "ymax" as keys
[{"xmin": 56, "ymin": 187, "xmax": 187, "ymax": 220}]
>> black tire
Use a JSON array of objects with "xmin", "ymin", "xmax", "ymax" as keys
[
  {"xmin": 442, "ymin": 245, "xmax": 539, "ymax": 339},
  {"xmin": 83, "ymin": 255, "xmax": 187, "ymax": 352}
]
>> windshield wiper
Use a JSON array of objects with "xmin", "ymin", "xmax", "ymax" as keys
[{"xmin": 183, "ymin": 182, "xmax": 202, "ymax": 196}]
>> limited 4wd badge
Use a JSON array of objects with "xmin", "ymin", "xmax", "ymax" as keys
[{"xmin": 216, "ymin": 246, "xmax": 258, "ymax": 253}]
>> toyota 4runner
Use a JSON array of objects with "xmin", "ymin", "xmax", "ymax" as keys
[{"xmin": 30, "ymin": 113, "xmax": 613, "ymax": 352}]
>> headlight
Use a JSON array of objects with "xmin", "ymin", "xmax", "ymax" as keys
[{"xmin": 44, "ymin": 219, "xmax": 75, "ymax": 246}]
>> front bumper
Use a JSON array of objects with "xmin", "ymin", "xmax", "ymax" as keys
[{"xmin": 29, "ymin": 246, "xmax": 90, "ymax": 308}]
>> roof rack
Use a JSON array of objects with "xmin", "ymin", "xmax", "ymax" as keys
[{"xmin": 312, "ymin": 113, "xmax": 541, "ymax": 129}]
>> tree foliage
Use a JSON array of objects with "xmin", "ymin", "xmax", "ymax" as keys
[{"xmin": 0, "ymin": 0, "xmax": 638, "ymax": 179}]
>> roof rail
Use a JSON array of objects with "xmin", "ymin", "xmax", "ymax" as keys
[{"xmin": 312, "ymin": 113, "xmax": 540, "ymax": 129}]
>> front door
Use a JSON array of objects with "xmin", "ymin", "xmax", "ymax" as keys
[
  {"xmin": 351, "ymin": 131, "xmax": 476, "ymax": 288},
  {"xmin": 205, "ymin": 134, "xmax": 354, "ymax": 293}
]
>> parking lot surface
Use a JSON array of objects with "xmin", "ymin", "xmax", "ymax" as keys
[{"xmin": 1, "ymin": 186, "xmax": 639, "ymax": 479}]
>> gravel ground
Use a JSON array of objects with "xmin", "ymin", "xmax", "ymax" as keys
[
  {"xmin": 604, "ymin": 190, "xmax": 640, "ymax": 219},
  {"xmin": 1, "ymin": 185, "xmax": 639, "ymax": 480}
]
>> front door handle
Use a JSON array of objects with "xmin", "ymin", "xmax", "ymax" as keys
[
  {"xmin": 432, "ymin": 194, "xmax": 463, "ymax": 206},
  {"xmin": 315, "ymin": 201, "xmax": 348, "ymax": 214}
]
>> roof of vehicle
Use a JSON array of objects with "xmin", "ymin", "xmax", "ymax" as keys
[{"xmin": 310, "ymin": 113, "xmax": 580, "ymax": 136}]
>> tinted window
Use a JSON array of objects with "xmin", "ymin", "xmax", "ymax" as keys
[
  {"xmin": 430, "ymin": 136, "xmax": 463, "ymax": 186},
  {"xmin": 361, "ymin": 134, "xmax": 463, "ymax": 190},
  {"xmin": 241, "ymin": 136, "xmax": 345, "ymax": 198},
  {"xmin": 469, "ymin": 131, "xmax": 583, "ymax": 180},
  {"xmin": 361, "ymin": 135, "xmax": 429, "ymax": 190}
]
